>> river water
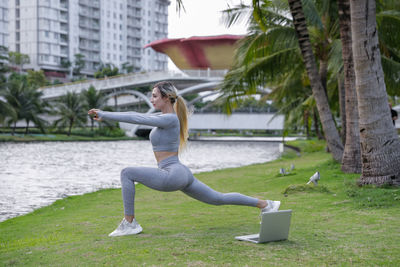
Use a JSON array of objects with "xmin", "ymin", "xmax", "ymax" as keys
[{"xmin": 0, "ymin": 140, "xmax": 280, "ymax": 222}]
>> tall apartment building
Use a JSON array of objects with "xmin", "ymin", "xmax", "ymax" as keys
[
  {"xmin": 6, "ymin": 0, "xmax": 169, "ymax": 77},
  {"xmin": 0, "ymin": 0, "xmax": 7, "ymax": 47}
]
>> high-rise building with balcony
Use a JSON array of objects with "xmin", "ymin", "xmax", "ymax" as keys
[
  {"xmin": 0, "ymin": 0, "xmax": 7, "ymax": 47},
  {"xmin": 7, "ymin": 0, "xmax": 169, "ymax": 77}
]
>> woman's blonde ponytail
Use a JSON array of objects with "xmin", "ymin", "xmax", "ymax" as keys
[
  {"xmin": 174, "ymin": 95, "xmax": 189, "ymax": 151},
  {"xmin": 153, "ymin": 81, "xmax": 189, "ymax": 152}
]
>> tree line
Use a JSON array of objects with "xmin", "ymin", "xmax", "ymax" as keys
[
  {"xmin": 0, "ymin": 69, "xmax": 111, "ymax": 136},
  {"xmin": 215, "ymin": 0, "xmax": 400, "ymax": 185},
  {"xmin": 0, "ymin": 46, "xmax": 139, "ymax": 136}
]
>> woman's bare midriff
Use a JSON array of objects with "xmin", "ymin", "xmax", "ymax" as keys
[{"xmin": 154, "ymin": 151, "xmax": 178, "ymax": 163}]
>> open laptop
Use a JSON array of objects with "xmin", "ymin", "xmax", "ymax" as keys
[{"xmin": 235, "ymin": 210, "xmax": 292, "ymax": 243}]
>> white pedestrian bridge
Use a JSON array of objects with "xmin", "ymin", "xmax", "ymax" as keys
[
  {"xmin": 128, "ymin": 113, "xmax": 284, "ymax": 137},
  {"xmin": 40, "ymin": 70, "xmax": 226, "ymax": 101},
  {"xmin": 37, "ymin": 70, "xmax": 284, "ymax": 135}
]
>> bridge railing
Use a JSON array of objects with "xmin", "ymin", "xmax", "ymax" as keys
[
  {"xmin": 182, "ymin": 69, "xmax": 228, "ymax": 78},
  {"xmin": 40, "ymin": 70, "xmax": 186, "ymax": 99},
  {"xmin": 40, "ymin": 69, "xmax": 227, "ymax": 100}
]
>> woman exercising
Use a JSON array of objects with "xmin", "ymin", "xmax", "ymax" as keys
[{"xmin": 88, "ymin": 81, "xmax": 280, "ymax": 237}]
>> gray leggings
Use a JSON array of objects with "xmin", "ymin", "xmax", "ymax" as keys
[{"xmin": 120, "ymin": 155, "xmax": 259, "ymax": 215}]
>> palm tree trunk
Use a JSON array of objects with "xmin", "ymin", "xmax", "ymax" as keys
[
  {"xmin": 338, "ymin": 0, "xmax": 361, "ymax": 173},
  {"xmin": 350, "ymin": 0, "xmax": 400, "ymax": 184},
  {"xmin": 313, "ymin": 108, "xmax": 323, "ymax": 140},
  {"xmin": 68, "ymin": 119, "xmax": 73, "ymax": 136},
  {"xmin": 319, "ymin": 60, "xmax": 328, "ymax": 93},
  {"xmin": 90, "ymin": 118, "xmax": 94, "ymax": 132},
  {"xmin": 288, "ymin": 0, "xmax": 343, "ymax": 161},
  {"xmin": 25, "ymin": 120, "xmax": 29, "ymax": 134},
  {"xmin": 338, "ymin": 76, "xmax": 346, "ymax": 146},
  {"xmin": 12, "ymin": 122, "xmax": 16, "ymax": 136},
  {"xmin": 304, "ymin": 110, "xmax": 310, "ymax": 139}
]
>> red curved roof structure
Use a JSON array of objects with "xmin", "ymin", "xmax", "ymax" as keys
[{"xmin": 144, "ymin": 35, "xmax": 243, "ymax": 70}]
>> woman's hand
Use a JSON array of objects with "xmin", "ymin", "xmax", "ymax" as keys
[{"xmin": 88, "ymin": 109, "xmax": 102, "ymax": 121}]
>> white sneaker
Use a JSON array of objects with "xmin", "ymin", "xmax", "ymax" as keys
[
  {"xmin": 108, "ymin": 218, "xmax": 143, "ymax": 237},
  {"xmin": 261, "ymin": 200, "xmax": 281, "ymax": 213}
]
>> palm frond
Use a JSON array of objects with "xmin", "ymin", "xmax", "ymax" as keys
[
  {"xmin": 251, "ymin": 0, "xmax": 292, "ymax": 30},
  {"xmin": 302, "ymin": 0, "xmax": 323, "ymax": 29},
  {"xmin": 381, "ymin": 55, "xmax": 400, "ymax": 96},
  {"xmin": 234, "ymin": 27, "xmax": 298, "ymax": 69},
  {"xmin": 244, "ymin": 47, "xmax": 302, "ymax": 84},
  {"xmin": 222, "ymin": 4, "xmax": 252, "ymax": 28},
  {"xmin": 252, "ymin": 0, "xmax": 269, "ymax": 32},
  {"xmin": 327, "ymin": 39, "xmax": 343, "ymax": 76},
  {"xmin": 377, "ymin": 10, "xmax": 400, "ymax": 51},
  {"xmin": 175, "ymin": 0, "xmax": 185, "ymax": 14}
]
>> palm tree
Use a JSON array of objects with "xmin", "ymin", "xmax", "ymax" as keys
[
  {"xmin": 81, "ymin": 85, "xmax": 106, "ymax": 131},
  {"xmin": 3, "ymin": 78, "xmax": 24, "ymax": 134},
  {"xmin": 2, "ymin": 78, "xmax": 47, "ymax": 134},
  {"xmin": 285, "ymin": 0, "xmax": 343, "ymax": 161},
  {"xmin": 19, "ymin": 86, "xmax": 48, "ymax": 134},
  {"xmin": 54, "ymin": 92, "xmax": 87, "ymax": 136},
  {"xmin": 0, "ymin": 45, "xmax": 9, "ymax": 83},
  {"xmin": 0, "ymin": 56, "xmax": 16, "ymax": 123},
  {"xmin": 376, "ymin": 2, "xmax": 400, "ymax": 98},
  {"xmin": 0, "ymin": 97, "xmax": 16, "ymax": 124},
  {"xmin": 337, "ymin": 0, "xmax": 361, "ymax": 173},
  {"xmin": 350, "ymin": 0, "xmax": 400, "ymax": 185},
  {"xmin": 219, "ymin": 0, "xmax": 344, "ymax": 160}
]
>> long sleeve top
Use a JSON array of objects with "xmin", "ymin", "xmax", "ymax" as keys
[{"xmin": 98, "ymin": 111, "xmax": 180, "ymax": 152}]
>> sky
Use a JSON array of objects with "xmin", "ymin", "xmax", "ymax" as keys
[
  {"xmin": 168, "ymin": 0, "xmax": 251, "ymax": 38},
  {"xmin": 167, "ymin": 0, "xmax": 251, "ymax": 70}
]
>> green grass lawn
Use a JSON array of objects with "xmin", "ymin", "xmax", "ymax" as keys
[{"xmin": 1, "ymin": 140, "xmax": 399, "ymax": 266}]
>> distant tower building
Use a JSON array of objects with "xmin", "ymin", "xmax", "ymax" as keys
[
  {"xmin": 0, "ymin": 0, "xmax": 7, "ymax": 47},
  {"xmin": 6, "ymin": 0, "xmax": 169, "ymax": 78},
  {"xmin": 141, "ymin": 0, "xmax": 169, "ymax": 71}
]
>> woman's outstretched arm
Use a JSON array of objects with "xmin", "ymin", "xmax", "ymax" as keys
[{"xmin": 88, "ymin": 109, "xmax": 177, "ymax": 128}]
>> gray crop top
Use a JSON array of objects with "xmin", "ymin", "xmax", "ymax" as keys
[{"xmin": 97, "ymin": 111, "xmax": 180, "ymax": 152}]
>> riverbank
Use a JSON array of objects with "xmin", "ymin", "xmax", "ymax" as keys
[
  {"xmin": 0, "ymin": 126, "xmax": 140, "ymax": 142},
  {"xmin": 0, "ymin": 127, "xmax": 301, "ymax": 142},
  {"xmin": 0, "ymin": 133, "xmax": 138, "ymax": 142},
  {"xmin": 1, "ymin": 140, "xmax": 399, "ymax": 266}
]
